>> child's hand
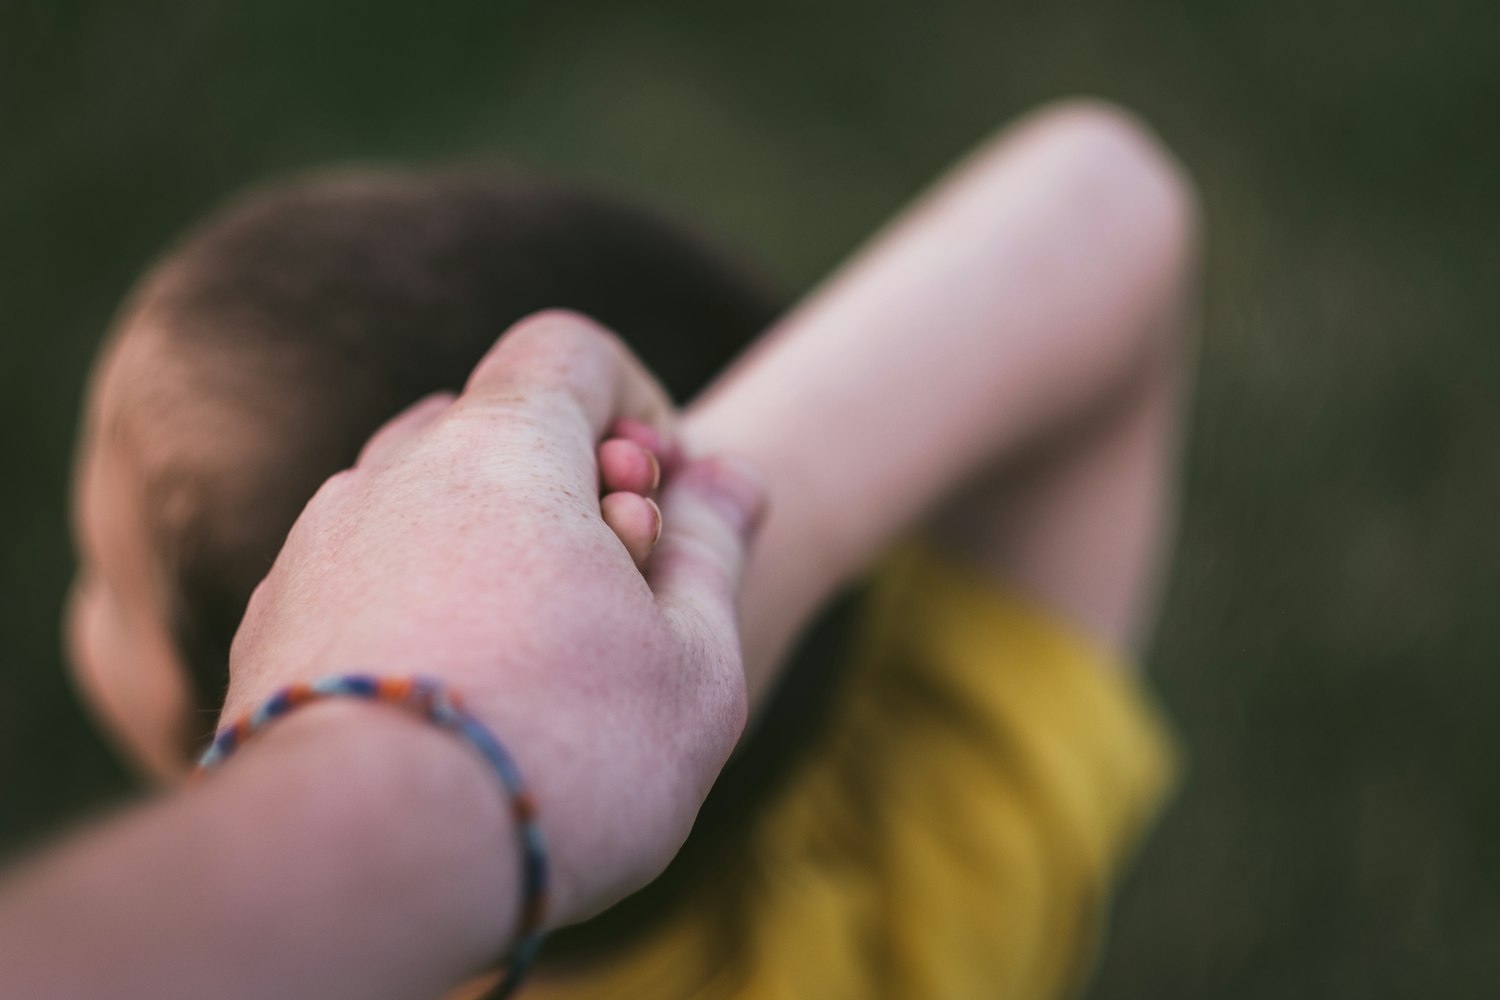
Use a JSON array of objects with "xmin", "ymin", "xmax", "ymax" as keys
[{"xmin": 597, "ymin": 417, "xmax": 682, "ymax": 569}]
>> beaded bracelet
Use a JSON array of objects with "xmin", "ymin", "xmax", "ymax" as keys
[{"xmin": 195, "ymin": 675, "xmax": 548, "ymax": 999}]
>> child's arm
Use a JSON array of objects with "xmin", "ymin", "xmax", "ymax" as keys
[{"xmin": 684, "ymin": 100, "xmax": 1198, "ymax": 709}]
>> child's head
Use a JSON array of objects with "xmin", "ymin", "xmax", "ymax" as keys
[{"xmin": 67, "ymin": 167, "xmax": 781, "ymax": 782}]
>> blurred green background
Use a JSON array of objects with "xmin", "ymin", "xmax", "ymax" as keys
[{"xmin": 2, "ymin": 0, "xmax": 1497, "ymax": 995}]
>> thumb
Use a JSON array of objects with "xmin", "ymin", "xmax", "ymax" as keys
[{"xmin": 646, "ymin": 455, "xmax": 768, "ymax": 647}]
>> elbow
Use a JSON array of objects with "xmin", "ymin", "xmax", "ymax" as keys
[
  {"xmin": 999, "ymin": 98, "xmax": 1201, "ymax": 285},
  {"xmin": 1016, "ymin": 99, "xmax": 1202, "ymax": 369}
]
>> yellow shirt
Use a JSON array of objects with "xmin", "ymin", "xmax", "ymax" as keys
[{"xmin": 526, "ymin": 545, "xmax": 1178, "ymax": 999}]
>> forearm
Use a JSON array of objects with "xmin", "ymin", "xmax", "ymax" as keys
[
  {"xmin": 0, "ymin": 704, "xmax": 515, "ymax": 1000},
  {"xmin": 685, "ymin": 102, "xmax": 1195, "ymax": 703}
]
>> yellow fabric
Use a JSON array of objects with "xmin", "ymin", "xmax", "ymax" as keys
[{"xmin": 528, "ymin": 544, "xmax": 1179, "ymax": 1000}]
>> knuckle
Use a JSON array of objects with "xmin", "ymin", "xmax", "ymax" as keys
[
  {"xmin": 505, "ymin": 309, "xmax": 620, "ymax": 364},
  {"xmin": 305, "ymin": 467, "xmax": 357, "ymax": 513},
  {"xmin": 467, "ymin": 310, "xmax": 584, "ymax": 386},
  {"xmin": 469, "ymin": 309, "xmax": 625, "ymax": 404}
]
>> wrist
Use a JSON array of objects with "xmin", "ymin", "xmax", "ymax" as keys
[
  {"xmin": 0, "ymin": 695, "xmax": 528, "ymax": 1000},
  {"xmin": 241, "ymin": 698, "xmax": 522, "ymax": 979}
]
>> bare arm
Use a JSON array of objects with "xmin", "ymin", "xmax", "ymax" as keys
[
  {"xmin": 685, "ymin": 100, "xmax": 1198, "ymax": 707},
  {"xmin": 0, "ymin": 708, "xmax": 518, "ymax": 1000},
  {"xmin": 0, "ymin": 316, "xmax": 768, "ymax": 999}
]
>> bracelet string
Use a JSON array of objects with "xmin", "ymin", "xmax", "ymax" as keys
[{"xmin": 195, "ymin": 674, "xmax": 548, "ymax": 998}]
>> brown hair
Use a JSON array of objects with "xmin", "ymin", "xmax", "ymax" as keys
[{"xmin": 118, "ymin": 166, "xmax": 857, "ymax": 961}]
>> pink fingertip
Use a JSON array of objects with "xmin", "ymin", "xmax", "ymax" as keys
[
  {"xmin": 599, "ymin": 438, "xmax": 660, "ymax": 495},
  {"xmin": 611, "ymin": 417, "xmax": 677, "ymax": 467}
]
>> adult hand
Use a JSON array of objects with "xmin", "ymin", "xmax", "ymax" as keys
[{"xmin": 224, "ymin": 309, "xmax": 768, "ymax": 927}]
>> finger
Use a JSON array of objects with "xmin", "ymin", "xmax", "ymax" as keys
[
  {"xmin": 646, "ymin": 455, "xmax": 769, "ymax": 647},
  {"xmin": 355, "ymin": 391, "xmax": 457, "ymax": 471},
  {"xmin": 601, "ymin": 491, "xmax": 663, "ymax": 569},
  {"xmin": 599, "ymin": 438, "xmax": 661, "ymax": 497},
  {"xmin": 464, "ymin": 310, "xmax": 675, "ymax": 448},
  {"xmin": 611, "ymin": 417, "xmax": 684, "ymax": 478},
  {"xmin": 608, "ymin": 417, "xmax": 668, "ymax": 454}
]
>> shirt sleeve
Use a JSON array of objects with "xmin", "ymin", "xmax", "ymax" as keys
[{"xmin": 727, "ymin": 543, "xmax": 1181, "ymax": 1000}]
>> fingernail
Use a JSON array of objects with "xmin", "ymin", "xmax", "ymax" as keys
[
  {"xmin": 646, "ymin": 497, "xmax": 663, "ymax": 546},
  {"xmin": 646, "ymin": 449, "xmax": 661, "ymax": 492}
]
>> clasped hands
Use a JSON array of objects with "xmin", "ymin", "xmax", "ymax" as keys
[{"xmin": 224, "ymin": 309, "xmax": 767, "ymax": 930}]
